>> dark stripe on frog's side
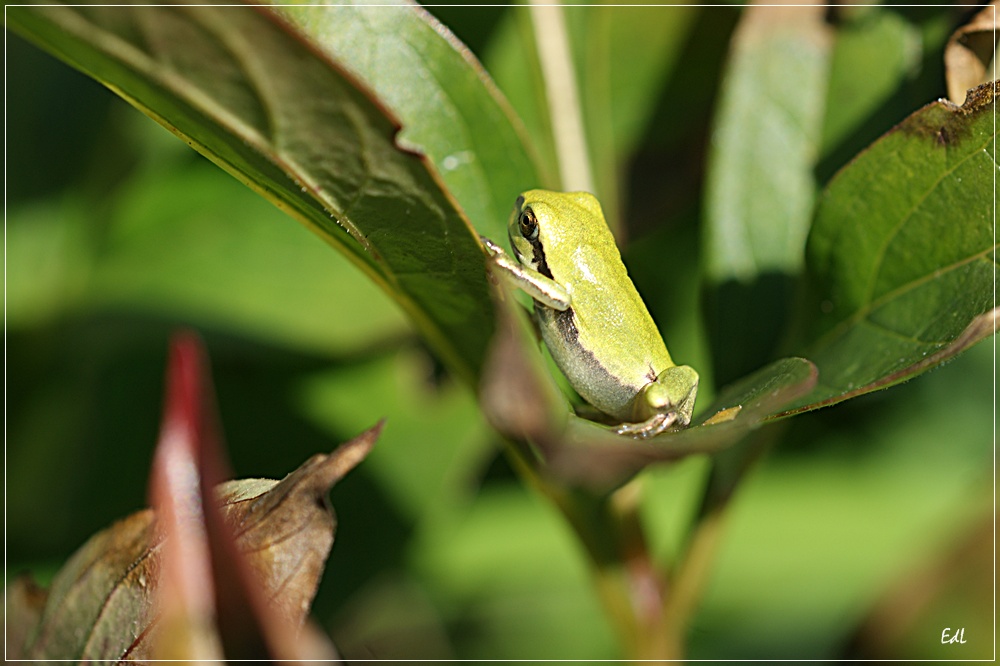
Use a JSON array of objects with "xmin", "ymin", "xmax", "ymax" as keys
[{"xmin": 535, "ymin": 303, "xmax": 638, "ymax": 421}]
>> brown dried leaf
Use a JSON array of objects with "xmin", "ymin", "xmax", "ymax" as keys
[
  {"xmin": 7, "ymin": 331, "xmax": 380, "ymax": 661},
  {"xmin": 8, "ymin": 436, "xmax": 378, "ymax": 662},
  {"xmin": 220, "ymin": 432, "xmax": 379, "ymax": 629},
  {"xmin": 4, "ymin": 575, "xmax": 47, "ymax": 659},
  {"xmin": 143, "ymin": 429, "xmax": 381, "ymax": 661},
  {"xmin": 13, "ymin": 510, "xmax": 160, "ymax": 660},
  {"xmin": 945, "ymin": 2, "xmax": 999, "ymax": 104},
  {"xmin": 140, "ymin": 331, "xmax": 373, "ymax": 661}
]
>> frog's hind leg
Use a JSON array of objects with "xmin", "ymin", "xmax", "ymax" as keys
[{"xmin": 615, "ymin": 368, "xmax": 699, "ymax": 439}]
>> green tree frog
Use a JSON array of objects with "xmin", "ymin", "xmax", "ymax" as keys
[{"xmin": 482, "ymin": 190, "xmax": 699, "ymax": 438}]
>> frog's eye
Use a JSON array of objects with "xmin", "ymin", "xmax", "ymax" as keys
[{"xmin": 519, "ymin": 207, "xmax": 539, "ymax": 241}]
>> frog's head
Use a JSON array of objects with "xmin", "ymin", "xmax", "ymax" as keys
[{"xmin": 507, "ymin": 190, "xmax": 603, "ymax": 278}]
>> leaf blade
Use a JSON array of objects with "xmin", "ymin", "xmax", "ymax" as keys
[
  {"xmin": 270, "ymin": 0, "xmax": 543, "ymax": 243},
  {"xmin": 794, "ymin": 81, "xmax": 999, "ymax": 410},
  {"xmin": 8, "ymin": 2, "xmax": 498, "ymax": 383},
  {"xmin": 702, "ymin": 4, "xmax": 833, "ymax": 384}
]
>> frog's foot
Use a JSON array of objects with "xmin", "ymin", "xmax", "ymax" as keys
[{"xmin": 615, "ymin": 411, "xmax": 679, "ymax": 439}]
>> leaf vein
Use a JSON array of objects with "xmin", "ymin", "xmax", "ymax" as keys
[
  {"xmin": 809, "ymin": 243, "xmax": 999, "ymax": 353},
  {"xmin": 864, "ymin": 132, "xmax": 996, "ymax": 306}
]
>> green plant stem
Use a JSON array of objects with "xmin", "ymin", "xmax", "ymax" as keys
[
  {"xmin": 529, "ymin": 1, "xmax": 594, "ymax": 192},
  {"xmin": 656, "ymin": 425, "xmax": 788, "ymax": 653},
  {"xmin": 503, "ymin": 448, "xmax": 651, "ymax": 652},
  {"xmin": 502, "ymin": 419, "xmax": 783, "ymax": 660},
  {"xmin": 659, "ymin": 504, "xmax": 727, "ymax": 657},
  {"xmin": 543, "ymin": 479, "xmax": 679, "ymax": 661}
]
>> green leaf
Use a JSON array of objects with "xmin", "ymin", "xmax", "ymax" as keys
[
  {"xmin": 702, "ymin": 4, "xmax": 833, "ymax": 384},
  {"xmin": 7, "ymin": 3, "xmax": 502, "ymax": 384},
  {"xmin": 483, "ymin": 8, "xmax": 559, "ymax": 190},
  {"xmin": 791, "ymin": 81, "xmax": 998, "ymax": 411},
  {"xmin": 573, "ymin": 4, "xmax": 698, "ymax": 162},
  {"xmin": 486, "ymin": 4, "xmax": 698, "ymax": 227},
  {"xmin": 270, "ymin": 0, "xmax": 542, "ymax": 242}
]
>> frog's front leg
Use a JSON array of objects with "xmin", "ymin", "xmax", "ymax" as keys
[{"xmin": 481, "ymin": 236, "xmax": 571, "ymax": 311}]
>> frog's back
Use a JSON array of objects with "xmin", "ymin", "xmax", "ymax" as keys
[{"xmin": 528, "ymin": 191, "xmax": 674, "ymax": 419}]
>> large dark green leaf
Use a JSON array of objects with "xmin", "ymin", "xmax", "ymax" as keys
[
  {"xmin": 791, "ymin": 81, "xmax": 998, "ymax": 412},
  {"xmin": 270, "ymin": 0, "xmax": 541, "ymax": 242},
  {"xmin": 7, "ymin": 2, "xmax": 513, "ymax": 383}
]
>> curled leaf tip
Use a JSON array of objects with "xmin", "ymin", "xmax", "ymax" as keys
[{"xmin": 313, "ymin": 419, "xmax": 385, "ymax": 491}]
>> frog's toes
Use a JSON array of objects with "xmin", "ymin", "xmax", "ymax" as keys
[{"xmin": 616, "ymin": 412, "xmax": 677, "ymax": 439}]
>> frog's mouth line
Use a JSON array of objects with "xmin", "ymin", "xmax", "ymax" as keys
[{"xmin": 509, "ymin": 231, "xmax": 554, "ymax": 280}]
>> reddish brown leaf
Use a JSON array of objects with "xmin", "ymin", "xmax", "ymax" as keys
[
  {"xmin": 220, "ymin": 427, "xmax": 382, "ymax": 628},
  {"xmin": 145, "ymin": 330, "xmax": 228, "ymax": 660}
]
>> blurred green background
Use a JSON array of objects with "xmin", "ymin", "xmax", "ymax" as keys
[{"xmin": 6, "ymin": 4, "xmax": 994, "ymax": 660}]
